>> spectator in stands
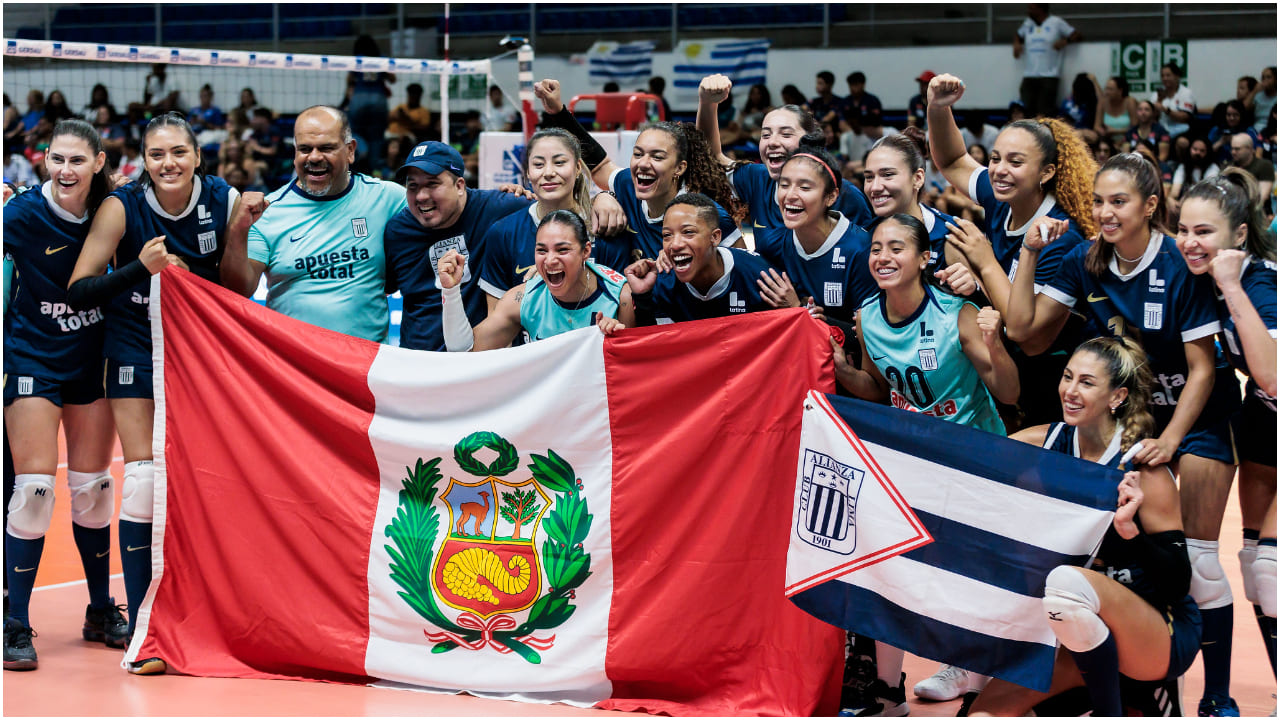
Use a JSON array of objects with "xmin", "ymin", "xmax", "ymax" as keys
[
  {"xmin": 372, "ymin": 136, "xmax": 411, "ymax": 181},
  {"xmin": 844, "ymin": 71, "xmax": 882, "ymax": 131},
  {"xmin": 1127, "ymin": 100, "xmax": 1172, "ymax": 163},
  {"xmin": 91, "ymin": 105, "xmax": 126, "ymax": 161},
  {"xmin": 3, "ymin": 142, "xmax": 37, "ymax": 188},
  {"xmin": 20, "ymin": 91, "xmax": 44, "ymax": 136},
  {"xmin": 842, "ymin": 158, "xmax": 865, "ymax": 190},
  {"xmin": 345, "ymin": 35, "xmax": 396, "ymax": 175},
  {"xmin": 117, "ymin": 137, "xmax": 143, "ymax": 183},
  {"xmin": 1168, "ymin": 137, "xmax": 1219, "ymax": 219},
  {"xmin": 187, "ymin": 84, "xmax": 225, "ymax": 135},
  {"xmin": 225, "ymin": 108, "xmax": 252, "ymax": 144},
  {"xmin": 1059, "ymin": 73, "xmax": 1099, "ymax": 131},
  {"xmin": 215, "ymin": 137, "xmax": 263, "ymax": 191},
  {"xmin": 723, "ymin": 83, "xmax": 772, "ymax": 148},
  {"xmin": 960, "ymin": 112, "xmax": 1001, "ymax": 154},
  {"xmin": 810, "ymin": 71, "xmax": 844, "ymax": 125},
  {"xmin": 1008, "ymin": 100, "xmax": 1029, "ymax": 123},
  {"xmin": 1245, "ymin": 66, "xmax": 1276, "ymax": 134},
  {"xmin": 387, "ymin": 82, "xmax": 433, "ymax": 143},
  {"xmin": 602, "ymin": 81, "xmax": 620, "ymax": 93},
  {"xmin": 1013, "ymin": 3, "xmax": 1081, "ymax": 117},
  {"xmin": 840, "ymin": 111, "xmax": 898, "ymax": 173},
  {"xmin": 483, "ymin": 85, "xmax": 519, "ymax": 133},
  {"xmin": 649, "ymin": 76, "xmax": 673, "ymax": 123},
  {"xmin": 1092, "ymin": 134, "xmax": 1115, "ymax": 165},
  {"xmin": 1094, "ymin": 76, "xmax": 1137, "ymax": 148},
  {"xmin": 1152, "ymin": 61, "xmax": 1196, "ymax": 145},
  {"xmin": 236, "ymin": 87, "xmax": 259, "ymax": 117},
  {"xmin": 140, "ymin": 63, "xmax": 181, "ymax": 115},
  {"xmin": 4, "ymin": 95, "xmax": 25, "ymax": 148},
  {"xmin": 821, "ymin": 120, "xmax": 845, "ymax": 164},
  {"xmin": 1210, "ymin": 100, "xmax": 1261, "ymax": 164},
  {"xmin": 1230, "ymin": 132, "xmax": 1274, "ymax": 212},
  {"xmin": 457, "ymin": 110, "xmax": 484, "ymax": 183},
  {"xmin": 80, "ymin": 84, "xmax": 116, "ymax": 124},
  {"xmin": 244, "ymin": 108, "xmax": 283, "ymax": 175},
  {"xmin": 1263, "ymin": 105, "xmax": 1278, "ymax": 165},
  {"xmin": 1210, "ymin": 76, "xmax": 1258, "ymax": 131},
  {"xmin": 907, "ymin": 71, "xmax": 935, "ymax": 129},
  {"xmin": 779, "ymin": 84, "xmax": 811, "ymax": 114},
  {"xmin": 40, "ymin": 91, "xmax": 75, "ymax": 127}
]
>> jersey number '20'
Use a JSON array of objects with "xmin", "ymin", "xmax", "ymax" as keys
[{"xmin": 885, "ymin": 365, "xmax": 935, "ymax": 408}]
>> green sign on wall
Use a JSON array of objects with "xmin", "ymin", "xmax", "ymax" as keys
[{"xmin": 1111, "ymin": 40, "xmax": 1189, "ymax": 94}]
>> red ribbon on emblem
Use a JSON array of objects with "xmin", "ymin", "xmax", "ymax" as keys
[{"xmin": 425, "ymin": 612, "xmax": 555, "ymax": 653}]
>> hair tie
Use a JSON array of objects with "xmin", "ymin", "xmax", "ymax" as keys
[{"xmin": 791, "ymin": 153, "xmax": 839, "ymax": 190}]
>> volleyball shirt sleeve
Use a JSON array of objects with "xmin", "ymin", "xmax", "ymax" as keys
[
  {"xmin": 1173, "ymin": 266, "xmax": 1223, "ymax": 343},
  {"xmin": 1039, "ymin": 243, "xmax": 1087, "ymax": 310}
]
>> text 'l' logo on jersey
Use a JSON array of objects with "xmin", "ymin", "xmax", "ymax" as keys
[
  {"xmin": 197, "ymin": 204, "xmax": 212, "ymax": 224},
  {"xmin": 729, "ymin": 292, "xmax": 746, "ymax": 312}
]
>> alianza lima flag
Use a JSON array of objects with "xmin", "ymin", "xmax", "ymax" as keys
[
  {"xmin": 586, "ymin": 40, "xmax": 655, "ymax": 86},
  {"xmin": 785, "ymin": 392, "xmax": 1121, "ymax": 692},
  {"xmin": 132, "ymin": 267, "xmax": 845, "ymax": 716},
  {"xmin": 672, "ymin": 38, "xmax": 770, "ymax": 106}
]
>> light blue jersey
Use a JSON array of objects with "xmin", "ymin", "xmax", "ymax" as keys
[
  {"xmin": 247, "ymin": 174, "xmax": 406, "ymax": 342},
  {"xmin": 519, "ymin": 261, "xmax": 626, "ymax": 343},
  {"xmin": 858, "ymin": 285, "xmax": 1005, "ymax": 435}
]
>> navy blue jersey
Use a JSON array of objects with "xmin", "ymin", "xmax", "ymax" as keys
[
  {"xmin": 608, "ymin": 167, "xmax": 742, "ymax": 260},
  {"xmin": 652, "ymin": 247, "xmax": 776, "ymax": 323},
  {"xmin": 1042, "ymin": 422, "xmax": 1129, "ymax": 470},
  {"xmin": 866, "ymin": 204, "xmax": 956, "ymax": 276},
  {"xmin": 478, "ymin": 204, "xmax": 633, "ymax": 299},
  {"xmin": 968, "ymin": 167, "xmax": 1086, "ymax": 289},
  {"xmin": 384, "ymin": 188, "xmax": 531, "ymax": 351},
  {"xmin": 1217, "ymin": 255, "xmax": 1277, "ymax": 407},
  {"xmin": 730, "ymin": 162, "xmax": 874, "ymax": 231},
  {"xmin": 1042, "ymin": 233, "xmax": 1223, "ymax": 410},
  {"xmin": 106, "ymin": 175, "xmax": 237, "ymax": 365},
  {"xmin": 753, "ymin": 213, "xmax": 876, "ymax": 323},
  {"xmin": 2, "ymin": 183, "xmax": 105, "ymax": 380}
]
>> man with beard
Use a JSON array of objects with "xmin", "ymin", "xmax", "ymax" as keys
[{"xmin": 220, "ymin": 105, "xmax": 407, "ymax": 342}]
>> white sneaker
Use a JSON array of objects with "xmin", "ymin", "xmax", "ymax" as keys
[{"xmin": 912, "ymin": 664, "xmax": 986, "ymax": 702}]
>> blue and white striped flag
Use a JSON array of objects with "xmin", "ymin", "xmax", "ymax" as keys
[
  {"xmin": 672, "ymin": 38, "xmax": 770, "ymax": 106},
  {"xmin": 586, "ymin": 41, "xmax": 655, "ymax": 86},
  {"xmin": 786, "ymin": 392, "xmax": 1119, "ymax": 692}
]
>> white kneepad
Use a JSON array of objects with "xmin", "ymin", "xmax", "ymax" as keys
[
  {"xmin": 1187, "ymin": 539, "xmax": 1233, "ymax": 610},
  {"xmin": 1256, "ymin": 544, "xmax": 1277, "ymax": 618},
  {"xmin": 6, "ymin": 474, "xmax": 56, "ymax": 540},
  {"xmin": 119, "ymin": 461, "xmax": 155, "ymax": 524},
  {"xmin": 1042, "ymin": 565, "xmax": 1109, "ymax": 652},
  {"xmin": 1239, "ymin": 538, "xmax": 1259, "ymax": 604},
  {"xmin": 67, "ymin": 470, "xmax": 115, "ymax": 529}
]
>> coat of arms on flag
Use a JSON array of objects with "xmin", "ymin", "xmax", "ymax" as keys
[{"xmin": 385, "ymin": 432, "xmax": 591, "ymax": 664}]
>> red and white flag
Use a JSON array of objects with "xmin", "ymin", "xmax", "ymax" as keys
[{"xmin": 133, "ymin": 267, "xmax": 844, "ymax": 716}]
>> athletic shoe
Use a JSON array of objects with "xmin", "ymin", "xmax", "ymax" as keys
[
  {"xmin": 1197, "ymin": 696, "xmax": 1241, "ymax": 717},
  {"xmin": 83, "ymin": 601, "xmax": 129, "ymax": 648},
  {"xmin": 912, "ymin": 664, "xmax": 985, "ymax": 702},
  {"xmin": 838, "ymin": 673, "xmax": 909, "ymax": 717},
  {"xmin": 3, "ymin": 617, "xmax": 37, "ymax": 671},
  {"xmin": 126, "ymin": 656, "xmax": 167, "ymax": 675}
]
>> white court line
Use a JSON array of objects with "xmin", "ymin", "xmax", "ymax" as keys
[
  {"xmin": 34, "ymin": 573, "xmax": 124, "ymax": 592},
  {"xmin": 57, "ymin": 455, "xmax": 126, "ymax": 470}
]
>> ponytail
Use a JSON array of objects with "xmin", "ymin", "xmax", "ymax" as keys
[{"xmin": 1073, "ymin": 336, "xmax": 1157, "ymax": 459}]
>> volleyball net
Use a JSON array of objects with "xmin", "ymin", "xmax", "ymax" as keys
[{"xmin": 3, "ymin": 38, "xmax": 495, "ymax": 138}]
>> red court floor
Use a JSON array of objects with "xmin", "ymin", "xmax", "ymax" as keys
[{"xmin": 3, "ymin": 439, "xmax": 1276, "ymax": 716}]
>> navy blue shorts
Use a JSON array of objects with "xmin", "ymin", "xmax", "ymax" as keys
[
  {"xmin": 3, "ymin": 371, "xmax": 103, "ymax": 407},
  {"xmin": 104, "ymin": 358, "xmax": 153, "ymax": 400},
  {"xmin": 1163, "ymin": 594, "xmax": 1202, "ymax": 680},
  {"xmin": 1233, "ymin": 390, "xmax": 1276, "ymax": 468},
  {"xmin": 1176, "ymin": 416, "xmax": 1238, "ymax": 465}
]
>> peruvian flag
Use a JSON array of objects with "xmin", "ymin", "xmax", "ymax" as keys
[{"xmin": 133, "ymin": 267, "xmax": 844, "ymax": 716}]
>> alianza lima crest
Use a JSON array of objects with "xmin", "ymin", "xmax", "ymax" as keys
[{"xmin": 384, "ymin": 431, "xmax": 593, "ymax": 663}]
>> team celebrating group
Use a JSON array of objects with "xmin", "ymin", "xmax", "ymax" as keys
[{"xmin": 3, "ymin": 54, "xmax": 1276, "ymax": 719}]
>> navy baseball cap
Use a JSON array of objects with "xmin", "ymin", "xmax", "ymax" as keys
[{"xmin": 396, "ymin": 141, "xmax": 466, "ymax": 181}]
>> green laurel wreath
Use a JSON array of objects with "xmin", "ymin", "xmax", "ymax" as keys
[
  {"xmin": 384, "ymin": 439, "xmax": 593, "ymax": 664},
  {"xmin": 454, "ymin": 431, "xmax": 520, "ymax": 477}
]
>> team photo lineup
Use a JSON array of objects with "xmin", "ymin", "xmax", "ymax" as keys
[{"xmin": 2, "ymin": 3, "xmax": 1278, "ymax": 717}]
